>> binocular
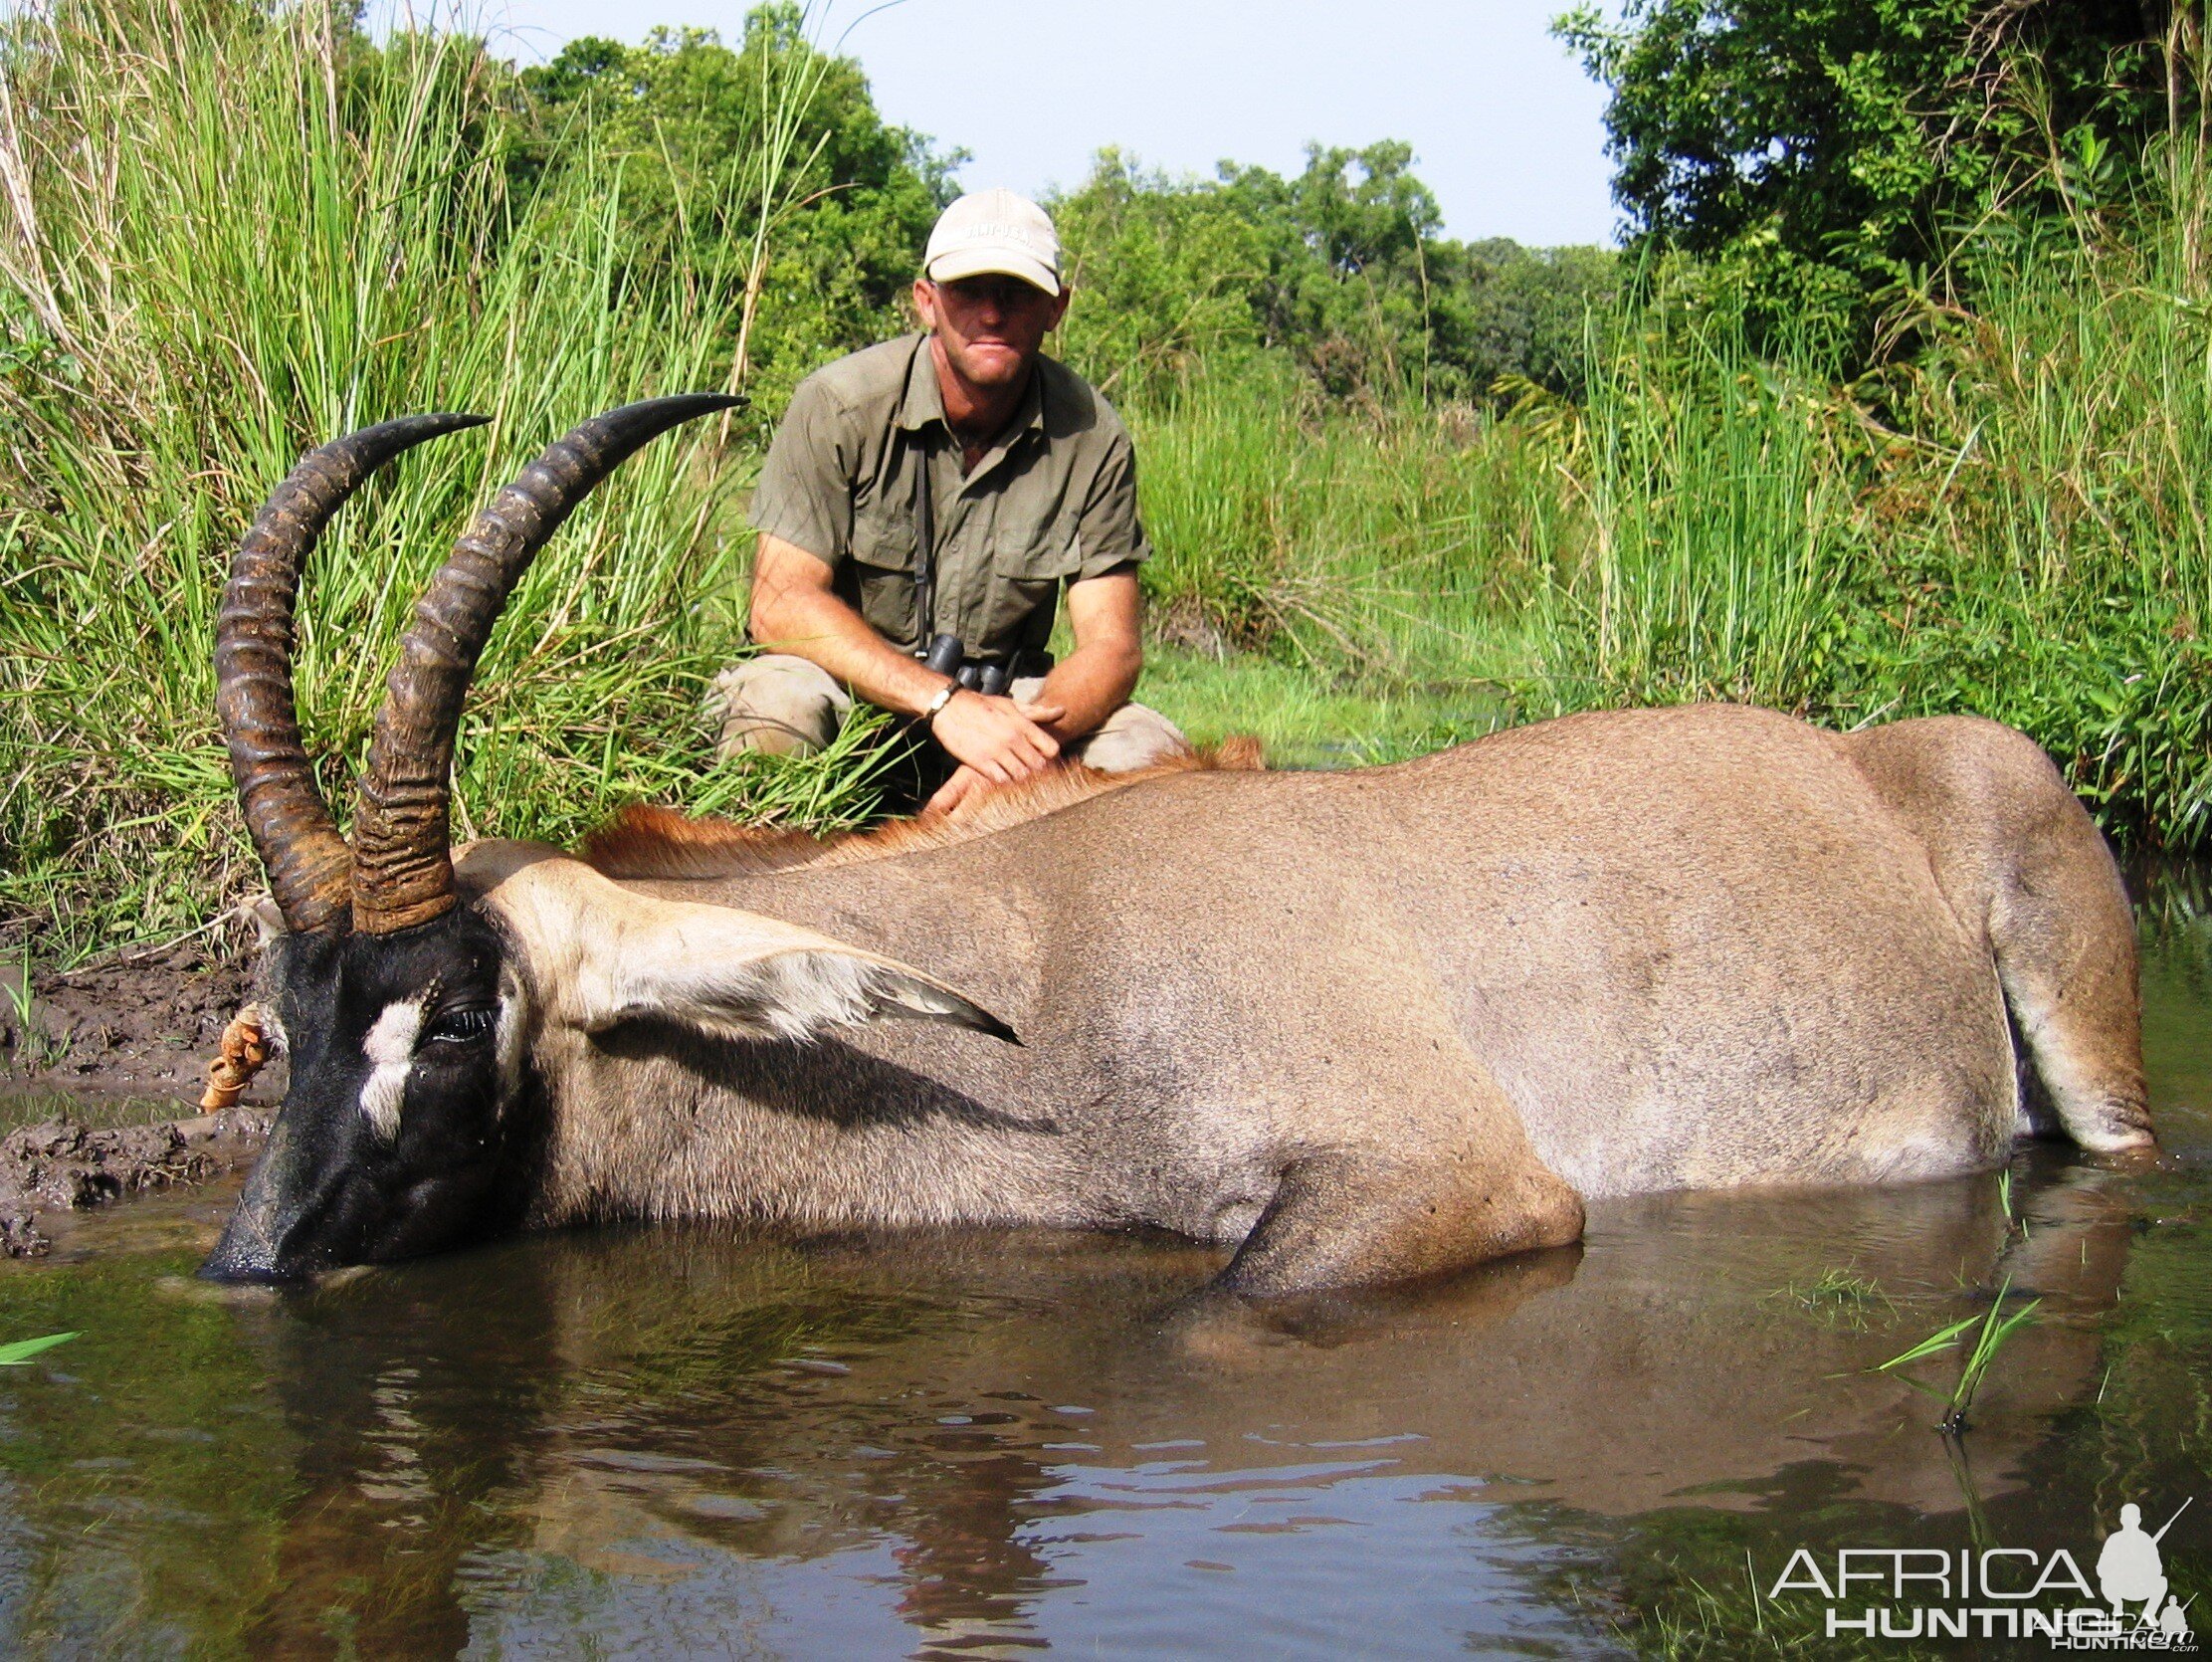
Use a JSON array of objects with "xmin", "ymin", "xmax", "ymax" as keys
[{"xmin": 919, "ymin": 633, "xmax": 1053, "ymax": 699}]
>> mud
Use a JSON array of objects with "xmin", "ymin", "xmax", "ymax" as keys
[
  {"xmin": 0, "ymin": 942, "xmax": 283, "ymax": 1103},
  {"xmin": 0, "ymin": 945, "xmax": 279, "ymax": 1255},
  {"xmin": 0, "ymin": 1106, "xmax": 273, "ymax": 1257}
]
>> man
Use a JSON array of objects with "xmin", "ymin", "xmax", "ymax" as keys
[{"xmin": 710, "ymin": 187, "xmax": 1188, "ymax": 816}]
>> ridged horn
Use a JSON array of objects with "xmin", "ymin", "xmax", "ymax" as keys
[
  {"xmin": 350, "ymin": 393, "xmax": 741, "ymax": 935},
  {"xmin": 217, "ymin": 413, "xmax": 491, "ymax": 935}
]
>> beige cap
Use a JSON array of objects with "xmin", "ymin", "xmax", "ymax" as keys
[{"xmin": 923, "ymin": 188, "xmax": 1061, "ymax": 296}]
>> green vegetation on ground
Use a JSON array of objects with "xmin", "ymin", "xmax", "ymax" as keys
[
  {"xmin": 0, "ymin": 0, "xmax": 884, "ymax": 957},
  {"xmin": 1122, "ymin": 197, "xmax": 2212, "ymax": 851},
  {"xmin": 0, "ymin": 0, "xmax": 2207, "ymax": 971}
]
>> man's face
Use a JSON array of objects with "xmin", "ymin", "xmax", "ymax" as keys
[{"xmin": 914, "ymin": 273, "xmax": 1071, "ymax": 391}]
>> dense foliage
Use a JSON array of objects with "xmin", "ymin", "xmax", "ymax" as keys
[
  {"xmin": 0, "ymin": 0, "xmax": 892, "ymax": 954},
  {"xmin": 1050, "ymin": 146, "xmax": 1617, "ymax": 404},
  {"xmin": 1134, "ymin": 198, "xmax": 2212, "ymax": 851},
  {"xmin": 1, "ymin": 0, "xmax": 2208, "ymax": 972},
  {"xmin": 515, "ymin": 8, "xmax": 959, "ymax": 417},
  {"xmin": 510, "ymin": 39, "xmax": 1617, "ymax": 411},
  {"xmin": 1555, "ymin": 0, "xmax": 2197, "ymax": 355}
]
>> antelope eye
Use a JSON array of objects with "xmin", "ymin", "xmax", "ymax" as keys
[{"xmin": 421, "ymin": 1004, "xmax": 496, "ymax": 1046}]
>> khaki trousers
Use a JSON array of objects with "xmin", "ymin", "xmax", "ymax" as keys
[{"xmin": 708, "ymin": 654, "xmax": 1191, "ymax": 775}]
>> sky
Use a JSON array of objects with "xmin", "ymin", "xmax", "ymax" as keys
[{"xmin": 432, "ymin": 0, "xmax": 1622, "ymax": 248}]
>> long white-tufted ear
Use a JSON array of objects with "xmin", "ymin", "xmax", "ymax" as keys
[
  {"xmin": 469, "ymin": 851, "xmax": 1018, "ymax": 1046},
  {"xmin": 585, "ymin": 926, "xmax": 1019, "ymax": 1044}
]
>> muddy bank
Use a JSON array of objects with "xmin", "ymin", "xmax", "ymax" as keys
[
  {"xmin": 0, "ymin": 946, "xmax": 279, "ymax": 1255},
  {"xmin": 1, "ymin": 942, "xmax": 285, "ymax": 1105},
  {"xmin": 0, "ymin": 1106, "xmax": 273, "ymax": 1257}
]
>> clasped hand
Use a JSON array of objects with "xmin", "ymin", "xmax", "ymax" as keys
[{"xmin": 924, "ymin": 690, "xmax": 1065, "ymax": 815}]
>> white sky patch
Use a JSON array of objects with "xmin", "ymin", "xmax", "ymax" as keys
[
  {"xmin": 360, "ymin": 996, "xmax": 428, "ymax": 1140},
  {"xmin": 368, "ymin": 0, "xmax": 1620, "ymax": 247}
]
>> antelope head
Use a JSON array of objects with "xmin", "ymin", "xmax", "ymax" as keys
[{"xmin": 203, "ymin": 399, "xmax": 1010, "ymax": 1282}]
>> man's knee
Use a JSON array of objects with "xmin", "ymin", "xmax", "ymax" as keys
[
  {"xmin": 707, "ymin": 655, "xmax": 850, "ymax": 759},
  {"xmin": 1072, "ymin": 701, "xmax": 1190, "ymax": 774}
]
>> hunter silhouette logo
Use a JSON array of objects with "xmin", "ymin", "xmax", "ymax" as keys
[
  {"xmin": 2099, "ymin": 1500, "xmax": 2193, "ymax": 1640},
  {"xmin": 1764, "ymin": 1494, "xmax": 2198, "ymax": 1646}
]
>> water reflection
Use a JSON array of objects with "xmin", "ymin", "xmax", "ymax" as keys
[
  {"xmin": 0, "ymin": 891, "xmax": 2199, "ymax": 1656},
  {"xmin": 28, "ymin": 1156, "xmax": 2133, "ymax": 1657}
]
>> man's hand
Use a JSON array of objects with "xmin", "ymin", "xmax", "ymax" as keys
[
  {"xmin": 928, "ymin": 691, "xmax": 1067, "ymax": 784},
  {"xmin": 923, "ymin": 764, "xmax": 990, "ymax": 818}
]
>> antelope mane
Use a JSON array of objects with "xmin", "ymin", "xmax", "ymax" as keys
[{"xmin": 580, "ymin": 740, "xmax": 1263, "ymax": 883}]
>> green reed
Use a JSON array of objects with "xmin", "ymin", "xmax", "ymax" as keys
[
  {"xmin": 1875, "ymin": 1274, "xmax": 2043, "ymax": 1436},
  {"xmin": 1127, "ymin": 171, "xmax": 2212, "ymax": 853},
  {"xmin": 0, "ymin": 1332, "xmax": 77, "ymax": 1365},
  {"xmin": 0, "ymin": 0, "xmax": 856, "ymax": 958}
]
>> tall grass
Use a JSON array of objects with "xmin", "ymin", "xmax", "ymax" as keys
[
  {"xmin": 1129, "ymin": 357, "xmax": 1568, "ymax": 692},
  {"xmin": 0, "ymin": 0, "xmax": 866, "ymax": 957},
  {"xmin": 3, "ymin": 0, "xmax": 2208, "ymax": 962},
  {"xmin": 1526, "ymin": 197, "xmax": 2212, "ymax": 846},
  {"xmin": 1127, "ymin": 175, "xmax": 2212, "ymax": 850}
]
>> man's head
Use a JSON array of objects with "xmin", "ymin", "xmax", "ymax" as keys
[{"xmin": 914, "ymin": 188, "xmax": 1071, "ymax": 391}]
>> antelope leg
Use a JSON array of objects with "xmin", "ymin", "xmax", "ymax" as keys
[{"xmin": 1219, "ymin": 1143, "xmax": 1585, "ymax": 1297}]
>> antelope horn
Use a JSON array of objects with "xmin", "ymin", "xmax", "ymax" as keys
[
  {"xmin": 217, "ymin": 413, "xmax": 490, "ymax": 935},
  {"xmin": 350, "ymin": 393, "xmax": 740, "ymax": 935}
]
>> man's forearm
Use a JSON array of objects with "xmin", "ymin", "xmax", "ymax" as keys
[
  {"xmin": 1033, "ymin": 636, "xmax": 1141, "ymax": 741},
  {"xmin": 750, "ymin": 537, "xmax": 1067, "ymax": 786},
  {"xmin": 752, "ymin": 586, "xmax": 950, "ymax": 718}
]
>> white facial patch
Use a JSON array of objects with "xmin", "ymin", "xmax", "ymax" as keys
[{"xmin": 359, "ymin": 996, "xmax": 428, "ymax": 1141}]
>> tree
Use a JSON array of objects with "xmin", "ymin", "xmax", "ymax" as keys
[
  {"xmin": 1054, "ymin": 143, "xmax": 1617, "ymax": 405},
  {"xmin": 1555, "ymin": 0, "xmax": 2183, "ymax": 356},
  {"xmin": 1048, "ymin": 149, "xmax": 1270, "ymax": 397},
  {"xmin": 515, "ymin": 5, "xmax": 960, "ymax": 413},
  {"xmin": 1220, "ymin": 141, "xmax": 1451, "ymax": 398}
]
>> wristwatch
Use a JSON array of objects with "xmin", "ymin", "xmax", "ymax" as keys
[{"xmin": 919, "ymin": 681, "xmax": 959, "ymax": 727}]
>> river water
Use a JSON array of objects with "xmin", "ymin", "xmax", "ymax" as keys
[{"xmin": 0, "ymin": 880, "xmax": 2205, "ymax": 1657}]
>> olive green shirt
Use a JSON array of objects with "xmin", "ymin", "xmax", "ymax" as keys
[{"xmin": 747, "ymin": 332, "xmax": 1150, "ymax": 659}]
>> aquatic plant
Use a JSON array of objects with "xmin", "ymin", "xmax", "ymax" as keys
[
  {"xmin": 0, "ymin": 943, "xmax": 68, "ymax": 1073},
  {"xmin": 1875, "ymin": 1274, "xmax": 2042, "ymax": 1435},
  {"xmin": 1765, "ymin": 1267, "xmax": 1896, "ymax": 1330},
  {"xmin": 0, "ymin": 1332, "xmax": 77, "ymax": 1365},
  {"xmin": 1997, "ymin": 1168, "xmax": 2032, "ymax": 1240}
]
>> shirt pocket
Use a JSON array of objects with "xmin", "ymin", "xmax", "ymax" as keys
[
  {"xmin": 846, "ymin": 512, "xmax": 920, "ymax": 651},
  {"xmin": 984, "ymin": 506, "xmax": 1083, "ymax": 653}
]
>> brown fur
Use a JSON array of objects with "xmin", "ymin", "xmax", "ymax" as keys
[
  {"xmin": 227, "ymin": 706, "xmax": 2152, "ymax": 1298},
  {"xmin": 485, "ymin": 706, "xmax": 2150, "ymax": 1297},
  {"xmin": 580, "ymin": 738, "xmax": 1264, "ymax": 883}
]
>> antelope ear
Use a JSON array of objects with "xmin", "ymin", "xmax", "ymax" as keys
[
  {"xmin": 593, "ymin": 933, "xmax": 1019, "ymax": 1046},
  {"xmin": 480, "ymin": 856, "xmax": 1018, "ymax": 1045}
]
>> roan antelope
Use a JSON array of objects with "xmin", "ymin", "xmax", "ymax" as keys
[{"xmin": 202, "ymin": 397, "xmax": 2154, "ymax": 1293}]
